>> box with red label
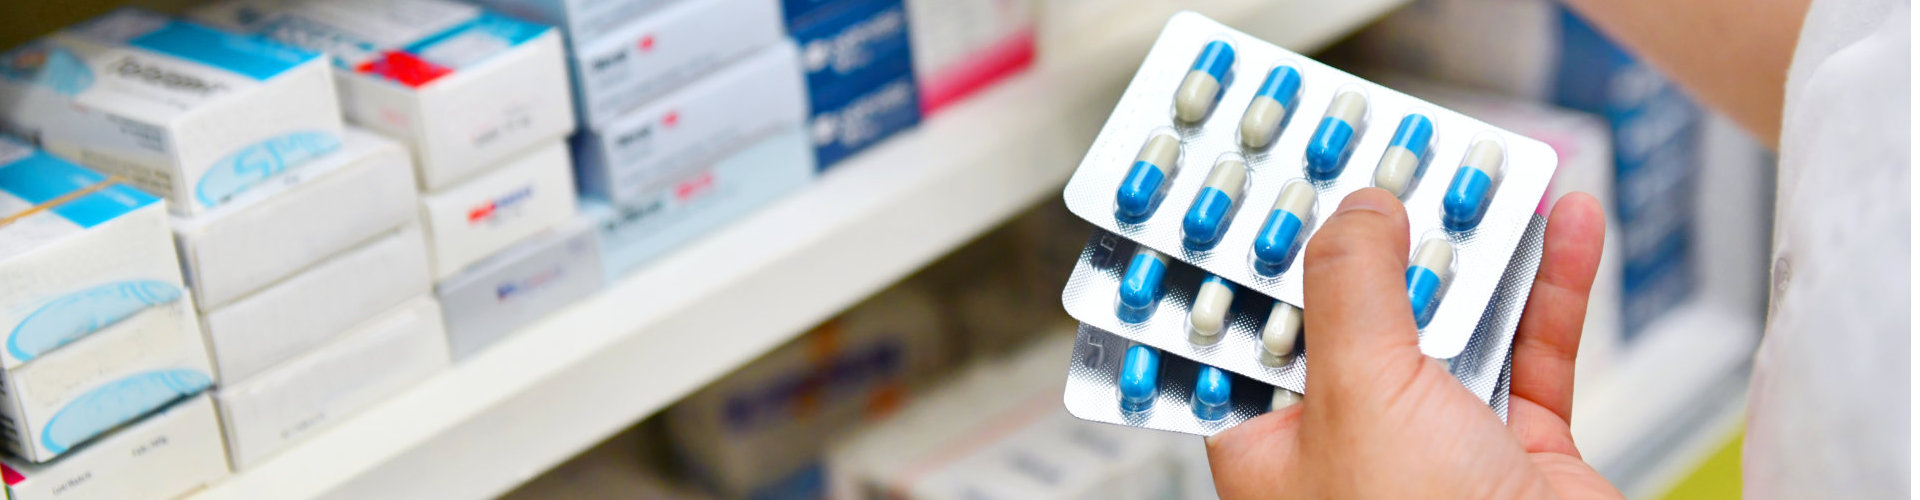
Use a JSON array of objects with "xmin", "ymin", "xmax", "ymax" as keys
[
  {"xmin": 902, "ymin": 0, "xmax": 1034, "ymax": 114},
  {"xmin": 0, "ymin": 395, "xmax": 228, "ymax": 500},
  {"xmin": 419, "ymin": 140, "xmax": 577, "ymax": 280},
  {"xmin": 192, "ymin": 0, "xmax": 575, "ymax": 191}
]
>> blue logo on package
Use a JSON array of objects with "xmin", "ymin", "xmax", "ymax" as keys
[
  {"xmin": 195, "ymin": 130, "xmax": 341, "ymax": 208},
  {"xmin": 0, "ymin": 42, "xmax": 94, "ymax": 96},
  {"xmin": 42, "ymin": 369, "xmax": 210, "ymax": 454},
  {"xmin": 0, "ymin": 151, "xmax": 158, "ymax": 227},
  {"xmin": 9, "ymin": 281, "xmax": 181, "ymax": 363}
]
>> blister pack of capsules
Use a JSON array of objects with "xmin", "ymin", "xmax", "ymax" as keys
[
  {"xmin": 1062, "ymin": 214, "xmax": 1543, "ymax": 436},
  {"xmin": 1060, "ymin": 12, "xmax": 1558, "ymax": 358}
]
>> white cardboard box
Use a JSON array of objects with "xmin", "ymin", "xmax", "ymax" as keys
[
  {"xmin": 420, "ymin": 140, "xmax": 577, "ymax": 280},
  {"xmin": 0, "ymin": 394, "xmax": 229, "ymax": 500},
  {"xmin": 573, "ymin": 41, "xmax": 805, "ymax": 203},
  {"xmin": 0, "ymin": 8, "xmax": 345, "ymax": 215},
  {"xmin": 564, "ymin": 0, "xmax": 783, "ymax": 128},
  {"xmin": 201, "ymin": 225, "xmax": 430, "ymax": 384},
  {"xmin": 173, "ymin": 127, "xmax": 418, "ymax": 311},
  {"xmin": 435, "ymin": 217, "xmax": 601, "ymax": 361},
  {"xmin": 0, "ymin": 137, "xmax": 184, "ymax": 369},
  {"xmin": 903, "ymin": 0, "xmax": 1034, "ymax": 114},
  {"xmin": 0, "ymin": 299, "xmax": 213, "ymax": 463},
  {"xmin": 216, "ymin": 296, "xmax": 449, "ymax": 470},
  {"xmin": 192, "ymin": 0, "xmax": 576, "ymax": 191},
  {"xmin": 464, "ymin": 0, "xmax": 666, "ymax": 47}
]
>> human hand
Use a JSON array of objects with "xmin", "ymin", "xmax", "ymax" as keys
[{"xmin": 1204, "ymin": 188, "xmax": 1621, "ymax": 499}]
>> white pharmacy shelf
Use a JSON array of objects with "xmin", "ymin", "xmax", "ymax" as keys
[{"xmin": 184, "ymin": 2, "xmax": 1406, "ymax": 499}]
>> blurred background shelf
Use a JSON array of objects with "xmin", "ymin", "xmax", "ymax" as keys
[{"xmin": 181, "ymin": 2, "xmax": 1405, "ymax": 498}]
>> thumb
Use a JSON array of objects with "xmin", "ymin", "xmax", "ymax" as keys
[{"xmin": 1299, "ymin": 188, "xmax": 1428, "ymax": 405}]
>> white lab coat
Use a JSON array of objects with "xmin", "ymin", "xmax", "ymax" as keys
[{"xmin": 1745, "ymin": 0, "xmax": 1911, "ymax": 497}]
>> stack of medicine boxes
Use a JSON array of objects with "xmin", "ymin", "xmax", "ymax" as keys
[
  {"xmin": 0, "ymin": 8, "xmax": 347, "ymax": 496},
  {"xmin": 471, "ymin": 0, "xmax": 817, "ymax": 283},
  {"xmin": 783, "ymin": 0, "xmax": 922, "ymax": 170},
  {"xmin": 190, "ymin": 0, "xmax": 584, "ymax": 364}
]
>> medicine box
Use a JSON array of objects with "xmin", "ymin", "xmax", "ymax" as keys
[
  {"xmin": 192, "ymin": 0, "xmax": 576, "ymax": 191},
  {"xmin": 0, "ymin": 8, "xmax": 345, "ymax": 216},
  {"xmin": 173, "ymin": 127, "xmax": 417, "ymax": 311},
  {"xmin": 201, "ymin": 225, "xmax": 430, "ymax": 384},
  {"xmin": 0, "ymin": 394, "xmax": 229, "ymax": 500},
  {"xmin": 788, "ymin": 0, "xmax": 922, "ymax": 169},
  {"xmin": 573, "ymin": 42, "xmax": 806, "ymax": 203},
  {"xmin": 216, "ymin": 296, "xmax": 448, "ymax": 470},
  {"xmin": 436, "ymin": 217, "xmax": 602, "ymax": 361},
  {"xmin": 562, "ymin": 0, "xmax": 784, "ymax": 128},
  {"xmin": 465, "ymin": 0, "xmax": 666, "ymax": 47},
  {"xmin": 0, "ymin": 298, "xmax": 213, "ymax": 463},
  {"xmin": 421, "ymin": 140, "xmax": 577, "ymax": 280},
  {"xmin": 902, "ymin": 0, "xmax": 1034, "ymax": 114},
  {"xmin": 0, "ymin": 137, "xmax": 182, "ymax": 370},
  {"xmin": 586, "ymin": 125, "xmax": 814, "ymax": 281}
]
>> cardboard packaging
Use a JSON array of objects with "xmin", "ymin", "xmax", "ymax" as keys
[
  {"xmin": 573, "ymin": 42, "xmax": 805, "ymax": 203},
  {"xmin": 200, "ymin": 225, "xmax": 430, "ymax": 384},
  {"xmin": 0, "ymin": 8, "xmax": 345, "ymax": 215},
  {"xmin": 192, "ymin": 0, "xmax": 576, "ymax": 191},
  {"xmin": 0, "ymin": 394, "xmax": 230, "ymax": 500},
  {"xmin": 436, "ymin": 217, "xmax": 602, "ymax": 361},
  {"xmin": 419, "ymin": 140, "xmax": 577, "ymax": 280},
  {"xmin": 788, "ymin": 0, "xmax": 922, "ymax": 169},
  {"xmin": 902, "ymin": 0, "xmax": 1034, "ymax": 114},
  {"xmin": 464, "ymin": 0, "xmax": 666, "ymax": 47},
  {"xmin": 562, "ymin": 0, "xmax": 784, "ymax": 128},
  {"xmin": 216, "ymin": 296, "xmax": 449, "ymax": 469},
  {"xmin": 587, "ymin": 125, "xmax": 814, "ymax": 280},
  {"xmin": 173, "ymin": 127, "xmax": 417, "ymax": 311}
]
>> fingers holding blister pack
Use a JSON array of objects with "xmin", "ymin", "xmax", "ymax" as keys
[
  {"xmin": 1064, "ymin": 324, "xmax": 1276, "ymax": 436},
  {"xmin": 1059, "ymin": 12, "xmax": 1558, "ymax": 356},
  {"xmin": 1406, "ymin": 235, "xmax": 1456, "ymax": 329}
]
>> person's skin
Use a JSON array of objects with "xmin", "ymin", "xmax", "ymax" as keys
[
  {"xmin": 1557, "ymin": 0, "xmax": 1812, "ymax": 148},
  {"xmin": 1205, "ymin": 188, "xmax": 1615, "ymax": 498}
]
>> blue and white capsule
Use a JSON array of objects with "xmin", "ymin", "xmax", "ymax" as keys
[
  {"xmin": 1193, "ymin": 365, "xmax": 1233, "ymax": 421},
  {"xmin": 1250, "ymin": 180, "xmax": 1316, "ymax": 275},
  {"xmin": 1117, "ymin": 247, "xmax": 1170, "ymax": 323},
  {"xmin": 1174, "ymin": 40, "xmax": 1236, "ymax": 123},
  {"xmin": 1442, "ymin": 139, "xmax": 1507, "ymax": 230},
  {"xmin": 1405, "ymin": 236, "xmax": 1455, "ymax": 328},
  {"xmin": 1372, "ymin": 113, "xmax": 1436, "ymax": 197},
  {"xmin": 1115, "ymin": 133, "xmax": 1183, "ymax": 222},
  {"xmin": 1181, "ymin": 156, "xmax": 1248, "ymax": 250},
  {"xmin": 1260, "ymin": 302, "xmax": 1303, "ymax": 367},
  {"xmin": 1188, "ymin": 275, "xmax": 1235, "ymax": 341},
  {"xmin": 1119, "ymin": 344, "xmax": 1162, "ymax": 412},
  {"xmin": 1239, "ymin": 65, "xmax": 1303, "ymax": 149},
  {"xmin": 1304, "ymin": 89, "xmax": 1368, "ymax": 180}
]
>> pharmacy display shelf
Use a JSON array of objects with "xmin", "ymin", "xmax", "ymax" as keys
[{"xmin": 184, "ymin": 2, "xmax": 1406, "ymax": 499}]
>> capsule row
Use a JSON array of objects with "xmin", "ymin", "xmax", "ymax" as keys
[
  {"xmin": 1116, "ymin": 248, "xmax": 1304, "ymax": 363},
  {"xmin": 1119, "ymin": 342, "xmax": 1302, "ymax": 419}
]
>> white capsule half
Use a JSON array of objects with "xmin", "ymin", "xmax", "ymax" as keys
[
  {"xmin": 1273, "ymin": 180, "xmax": 1315, "ymax": 216},
  {"xmin": 1189, "ymin": 276, "xmax": 1235, "ymax": 340},
  {"xmin": 1411, "ymin": 236, "xmax": 1455, "ymax": 280},
  {"xmin": 1260, "ymin": 302, "xmax": 1303, "ymax": 365},
  {"xmin": 1270, "ymin": 387, "xmax": 1302, "ymax": 411},
  {"xmin": 1240, "ymin": 97, "xmax": 1285, "ymax": 148},
  {"xmin": 1463, "ymin": 139, "xmax": 1506, "ymax": 183},
  {"xmin": 1326, "ymin": 90, "xmax": 1368, "ymax": 127},
  {"xmin": 1202, "ymin": 157, "xmax": 1248, "ymax": 200},
  {"xmin": 1137, "ymin": 133, "xmax": 1182, "ymax": 174},
  {"xmin": 1175, "ymin": 70, "xmax": 1222, "ymax": 123}
]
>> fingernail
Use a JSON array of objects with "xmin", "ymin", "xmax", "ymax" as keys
[
  {"xmin": 1204, "ymin": 433, "xmax": 1222, "ymax": 447},
  {"xmin": 1334, "ymin": 188, "xmax": 1396, "ymax": 217}
]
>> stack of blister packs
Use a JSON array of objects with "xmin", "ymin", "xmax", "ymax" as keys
[{"xmin": 1055, "ymin": 12, "xmax": 1560, "ymax": 436}]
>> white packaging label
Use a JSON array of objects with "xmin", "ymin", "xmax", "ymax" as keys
[
  {"xmin": 420, "ymin": 140, "xmax": 576, "ymax": 280},
  {"xmin": 1, "ymin": 394, "xmax": 228, "ymax": 500}
]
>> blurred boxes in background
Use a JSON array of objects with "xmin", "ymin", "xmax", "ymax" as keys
[
  {"xmin": 418, "ymin": 140, "xmax": 577, "ymax": 280},
  {"xmin": 902, "ymin": 0, "xmax": 1034, "ymax": 115},
  {"xmin": 1342, "ymin": 0, "xmax": 1717, "ymax": 340},
  {"xmin": 192, "ymin": 0, "xmax": 576, "ymax": 191},
  {"xmin": 464, "ymin": 0, "xmax": 668, "ymax": 47},
  {"xmin": 0, "ymin": 395, "xmax": 228, "ymax": 500},
  {"xmin": 0, "ymin": 8, "xmax": 345, "ymax": 216},
  {"xmin": 554, "ymin": 0, "xmax": 784, "ymax": 129},
  {"xmin": 437, "ymin": 217, "xmax": 602, "ymax": 361},
  {"xmin": 666, "ymin": 284, "xmax": 953, "ymax": 500},
  {"xmin": 215, "ymin": 296, "xmax": 449, "ymax": 469},
  {"xmin": 0, "ymin": 137, "xmax": 213, "ymax": 463},
  {"xmin": 786, "ymin": 0, "xmax": 921, "ymax": 170}
]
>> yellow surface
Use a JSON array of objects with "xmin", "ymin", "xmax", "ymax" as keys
[{"xmin": 1657, "ymin": 425, "xmax": 1744, "ymax": 500}]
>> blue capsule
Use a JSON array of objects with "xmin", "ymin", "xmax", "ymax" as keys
[
  {"xmin": 1115, "ymin": 133, "xmax": 1183, "ymax": 222},
  {"xmin": 1372, "ymin": 114, "xmax": 1435, "ymax": 197},
  {"xmin": 1442, "ymin": 139, "xmax": 1506, "ymax": 230},
  {"xmin": 1181, "ymin": 157, "xmax": 1247, "ymax": 249},
  {"xmin": 1116, "ymin": 248, "xmax": 1169, "ymax": 323},
  {"xmin": 1405, "ymin": 237, "xmax": 1454, "ymax": 328},
  {"xmin": 1193, "ymin": 365, "xmax": 1232, "ymax": 421},
  {"xmin": 1239, "ymin": 65, "xmax": 1302, "ymax": 149},
  {"xmin": 1119, "ymin": 344, "xmax": 1162, "ymax": 412},
  {"xmin": 1304, "ymin": 89, "xmax": 1368, "ymax": 179},
  {"xmin": 1251, "ymin": 180, "xmax": 1316, "ymax": 275},
  {"xmin": 1174, "ymin": 41, "xmax": 1235, "ymax": 123}
]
